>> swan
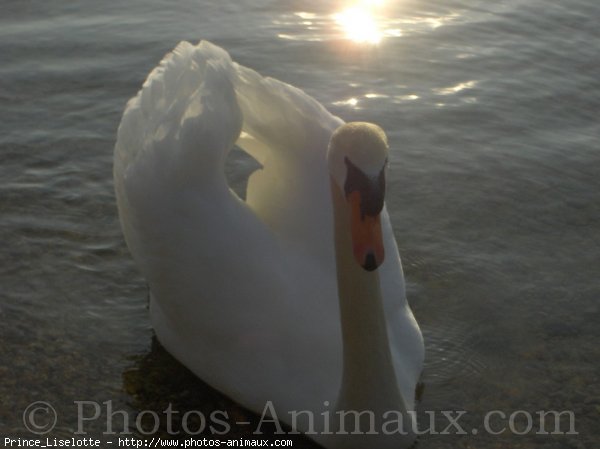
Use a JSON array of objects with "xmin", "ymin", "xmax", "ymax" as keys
[{"xmin": 114, "ymin": 40, "xmax": 424, "ymax": 448}]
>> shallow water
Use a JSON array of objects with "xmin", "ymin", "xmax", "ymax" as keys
[{"xmin": 1, "ymin": 0, "xmax": 599, "ymax": 447}]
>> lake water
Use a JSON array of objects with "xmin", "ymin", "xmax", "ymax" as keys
[{"xmin": 1, "ymin": 0, "xmax": 598, "ymax": 447}]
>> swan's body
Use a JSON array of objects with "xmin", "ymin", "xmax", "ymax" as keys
[{"xmin": 114, "ymin": 41, "xmax": 424, "ymax": 448}]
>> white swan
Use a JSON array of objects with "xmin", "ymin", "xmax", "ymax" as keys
[{"xmin": 114, "ymin": 41, "xmax": 424, "ymax": 448}]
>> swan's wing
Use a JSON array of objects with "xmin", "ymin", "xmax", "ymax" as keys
[
  {"xmin": 232, "ymin": 60, "xmax": 344, "ymax": 261},
  {"xmin": 113, "ymin": 40, "xmax": 292, "ymax": 328},
  {"xmin": 115, "ymin": 42, "xmax": 240, "ymax": 185},
  {"xmin": 114, "ymin": 42, "xmax": 247, "ymax": 276},
  {"xmin": 114, "ymin": 41, "xmax": 303, "ymax": 403}
]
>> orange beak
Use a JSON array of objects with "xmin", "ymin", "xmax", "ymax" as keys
[{"xmin": 347, "ymin": 191, "xmax": 385, "ymax": 271}]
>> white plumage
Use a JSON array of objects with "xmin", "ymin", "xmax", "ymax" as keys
[{"xmin": 114, "ymin": 41, "xmax": 423, "ymax": 448}]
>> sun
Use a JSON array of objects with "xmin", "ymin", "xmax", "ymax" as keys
[{"xmin": 334, "ymin": 1, "xmax": 385, "ymax": 44}]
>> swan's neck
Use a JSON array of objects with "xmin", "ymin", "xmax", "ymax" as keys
[{"xmin": 330, "ymin": 179, "xmax": 406, "ymax": 416}]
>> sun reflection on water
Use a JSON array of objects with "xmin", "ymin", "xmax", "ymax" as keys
[
  {"xmin": 334, "ymin": 0, "xmax": 385, "ymax": 44},
  {"xmin": 277, "ymin": 3, "xmax": 459, "ymax": 44}
]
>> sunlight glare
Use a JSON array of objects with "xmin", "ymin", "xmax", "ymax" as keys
[{"xmin": 334, "ymin": 1, "xmax": 385, "ymax": 44}]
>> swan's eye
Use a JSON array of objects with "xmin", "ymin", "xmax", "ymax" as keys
[{"xmin": 343, "ymin": 157, "xmax": 386, "ymax": 218}]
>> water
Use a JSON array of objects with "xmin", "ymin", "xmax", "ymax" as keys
[{"xmin": 1, "ymin": 0, "xmax": 599, "ymax": 447}]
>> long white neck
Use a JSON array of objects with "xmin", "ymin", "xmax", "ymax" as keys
[
  {"xmin": 330, "ymin": 178, "xmax": 404, "ymax": 410},
  {"xmin": 327, "ymin": 178, "xmax": 414, "ymax": 448}
]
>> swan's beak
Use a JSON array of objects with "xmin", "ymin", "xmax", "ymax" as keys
[{"xmin": 347, "ymin": 191, "xmax": 385, "ymax": 271}]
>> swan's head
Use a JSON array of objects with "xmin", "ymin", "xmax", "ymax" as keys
[{"xmin": 328, "ymin": 122, "xmax": 389, "ymax": 272}]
